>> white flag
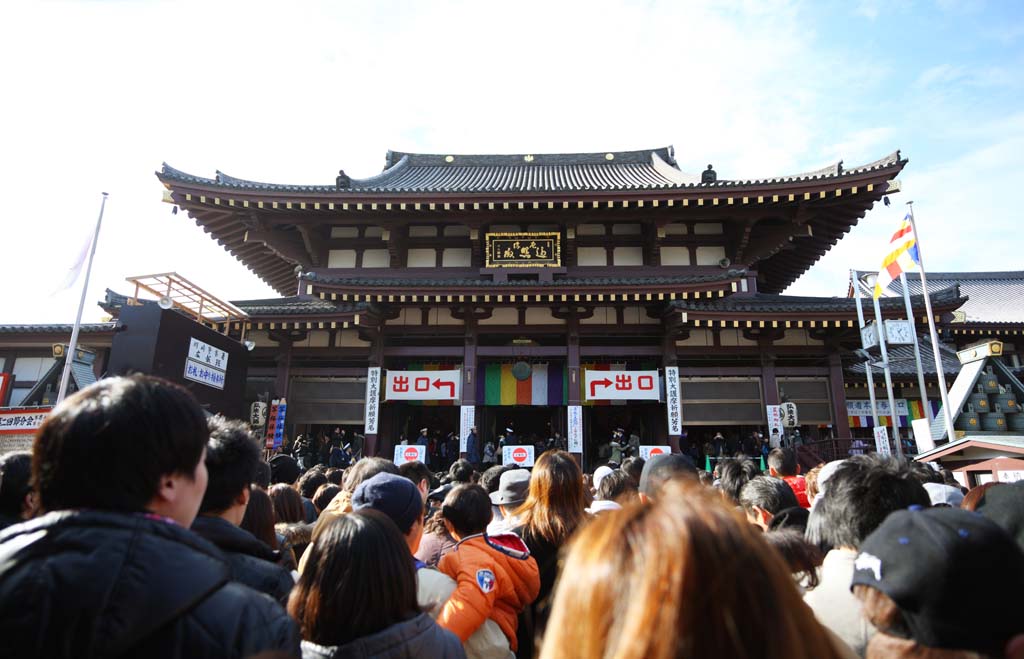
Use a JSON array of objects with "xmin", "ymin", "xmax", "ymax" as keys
[{"xmin": 53, "ymin": 226, "xmax": 95, "ymax": 294}]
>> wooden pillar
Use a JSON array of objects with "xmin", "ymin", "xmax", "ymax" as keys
[
  {"xmin": 662, "ymin": 330, "xmax": 680, "ymax": 453},
  {"xmin": 760, "ymin": 337, "xmax": 780, "ymax": 405},
  {"xmin": 364, "ymin": 329, "xmax": 384, "ymax": 457},
  {"xmin": 567, "ymin": 314, "xmax": 582, "ymax": 467},
  {"xmin": 461, "ymin": 316, "xmax": 478, "ymax": 458},
  {"xmin": 829, "ymin": 351, "xmax": 852, "ymax": 439}
]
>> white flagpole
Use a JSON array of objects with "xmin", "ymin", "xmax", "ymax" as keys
[
  {"xmin": 868, "ymin": 275, "xmax": 904, "ymax": 457},
  {"xmin": 56, "ymin": 193, "xmax": 108, "ymax": 405},
  {"xmin": 851, "ymin": 270, "xmax": 881, "ymax": 429},
  {"xmin": 899, "ymin": 271, "xmax": 933, "ymax": 423},
  {"xmin": 905, "ymin": 201, "xmax": 955, "ymax": 443}
]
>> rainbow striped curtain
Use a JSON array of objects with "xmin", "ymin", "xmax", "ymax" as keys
[
  {"xmin": 581, "ymin": 362, "xmax": 658, "ymax": 406},
  {"xmin": 848, "ymin": 400, "xmax": 939, "ymax": 428},
  {"xmin": 477, "ymin": 363, "xmax": 567, "ymax": 406},
  {"xmin": 402, "ymin": 362, "xmax": 458, "ymax": 406}
]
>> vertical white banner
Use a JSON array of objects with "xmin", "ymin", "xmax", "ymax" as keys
[
  {"xmin": 873, "ymin": 426, "xmax": 891, "ymax": 456},
  {"xmin": 364, "ymin": 367, "xmax": 381, "ymax": 434},
  {"xmin": 664, "ymin": 366, "xmax": 682, "ymax": 436},
  {"xmin": 567, "ymin": 405, "xmax": 583, "ymax": 453},
  {"xmin": 460, "ymin": 405, "xmax": 475, "ymax": 452},
  {"xmin": 767, "ymin": 405, "xmax": 784, "ymax": 440}
]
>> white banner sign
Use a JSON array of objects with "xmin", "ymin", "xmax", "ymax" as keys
[
  {"xmin": 188, "ymin": 337, "xmax": 229, "ymax": 371},
  {"xmin": 873, "ymin": 426, "xmax": 891, "ymax": 456},
  {"xmin": 767, "ymin": 405, "xmax": 784, "ymax": 441},
  {"xmin": 639, "ymin": 445, "xmax": 671, "ymax": 460},
  {"xmin": 664, "ymin": 366, "xmax": 682, "ymax": 436},
  {"xmin": 184, "ymin": 358, "xmax": 226, "ymax": 390},
  {"xmin": 364, "ymin": 367, "xmax": 381, "ymax": 434},
  {"xmin": 460, "ymin": 405, "xmax": 475, "ymax": 452},
  {"xmin": 250, "ymin": 402, "xmax": 267, "ymax": 428},
  {"xmin": 0, "ymin": 407, "xmax": 52, "ymax": 435},
  {"xmin": 847, "ymin": 399, "xmax": 911, "ymax": 420},
  {"xmin": 911, "ymin": 418, "xmax": 935, "ymax": 454},
  {"xmin": 567, "ymin": 405, "xmax": 583, "ymax": 453},
  {"xmin": 503, "ymin": 445, "xmax": 535, "ymax": 467},
  {"xmin": 394, "ymin": 444, "xmax": 426, "ymax": 465},
  {"xmin": 385, "ymin": 369, "xmax": 461, "ymax": 401},
  {"xmin": 998, "ymin": 470, "xmax": 1024, "ymax": 483},
  {"xmin": 584, "ymin": 369, "xmax": 660, "ymax": 401}
]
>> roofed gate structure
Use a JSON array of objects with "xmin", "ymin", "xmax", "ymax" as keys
[{"xmin": 151, "ymin": 145, "xmax": 963, "ymax": 464}]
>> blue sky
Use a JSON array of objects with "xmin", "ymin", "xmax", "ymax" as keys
[{"xmin": 0, "ymin": 0, "xmax": 1021, "ymax": 323}]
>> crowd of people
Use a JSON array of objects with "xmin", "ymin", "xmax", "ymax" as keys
[{"xmin": 0, "ymin": 374, "xmax": 1021, "ymax": 658}]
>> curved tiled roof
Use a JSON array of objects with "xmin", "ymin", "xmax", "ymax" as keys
[
  {"xmin": 231, "ymin": 296, "xmax": 366, "ymax": 315},
  {"xmin": 159, "ymin": 147, "xmax": 903, "ymax": 195},
  {"xmin": 888, "ymin": 271, "xmax": 1024, "ymax": 325},
  {"xmin": 304, "ymin": 270, "xmax": 746, "ymax": 289},
  {"xmin": 0, "ymin": 323, "xmax": 116, "ymax": 334}
]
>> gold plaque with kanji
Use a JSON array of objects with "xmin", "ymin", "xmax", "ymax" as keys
[{"xmin": 485, "ymin": 232, "xmax": 561, "ymax": 268}]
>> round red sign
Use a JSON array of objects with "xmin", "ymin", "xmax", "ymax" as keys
[
  {"xmin": 512, "ymin": 447, "xmax": 529, "ymax": 462},
  {"xmin": 650, "ymin": 447, "xmax": 665, "ymax": 456},
  {"xmin": 404, "ymin": 447, "xmax": 420, "ymax": 462}
]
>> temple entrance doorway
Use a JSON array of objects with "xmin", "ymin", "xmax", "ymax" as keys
[
  {"xmin": 583, "ymin": 403, "xmax": 663, "ymax": 472},
  {"xmin": 477, "ymin": 405, "xmax": 564, "ymax": 454}
]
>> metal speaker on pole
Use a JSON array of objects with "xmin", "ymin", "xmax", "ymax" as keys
[{"xmin": 158, "ymin": 296, "xmax": 174, "ymax": 310}]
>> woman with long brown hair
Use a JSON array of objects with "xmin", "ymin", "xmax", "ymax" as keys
[
  {"xmin": 540, "ymin": 482, "xmax": 853, "ymax": 659},
  {"xmin": 511, "ymin": 450, "xmax": 588, "ymax": 657},
  {"xmin": 288, "ymin": 509, "xmax": 464, "ymax": 657}
]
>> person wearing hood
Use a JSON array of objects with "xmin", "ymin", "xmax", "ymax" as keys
[
  {"xmin": 417, "ymin": 427, "xmax": 431, "ymax": 466},
  {"xmin": 0, "ymin": 375, "xmax": 299, "ymax": 658},
  {"xmin": 290, "ymin": 508, "xmax": 465, "ymax": 659},
  {"xmin": 191, "ymin": 415, "xmax": 294, "ymax": 605},
  {"xmin": 437, "ymin": 484, "xmax": 540, "ymax": 655}
]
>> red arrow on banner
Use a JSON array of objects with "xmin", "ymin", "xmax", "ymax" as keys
[
  {"xmin": 432, "ymin": 379, "xmax": 455, "ymax": 398},
  {"xmin": 589, "ymin": 378, "xmax": 612, "ymax": 398}
]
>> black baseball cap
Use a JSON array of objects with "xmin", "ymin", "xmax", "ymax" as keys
[
  {"xmin": 638, "ymin": 453, "xmax": 696, "ymax": 497},
  {"xmin": 851, "ymin": 506, "xmax": 1024, "ymax": 655}
]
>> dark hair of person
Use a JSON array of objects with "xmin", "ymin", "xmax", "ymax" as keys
[
  {"xmin": 449, "ymin": 459, "xmax": 475, "ymax": 484},
  {"xmin": 639, "ymin": 454, "xmax": 697, "ymax": 498},
  {"xmin": 297, "ymin": 470, "xmax": 328, "ymax": 500},
  {"xmin": 619, "ymin": 456, "xmax": 645, "ymax": 485},
  {"xmin": 241, "ymin": 486, "xmax": 278, "ymax": 549},
  {"xmin": 269, "ymin": 483, "xmax": 306, "ymax": 524},
  {"xmin": 0, "ymin": 451, "xmax": 32, "ymax": 519},
  {"xmin": 514, "ymin": 450, "xmax": 587, "ymax": 546},
  {"xmin": 342, "ymin": 457, "xmax": 399, "ymax": 494},
  {"xmin": 398, "ymin": 460, "xmax": 434, "ymax": 490},
  {"xmin": 739, "ymin": 476, "xmax": 800, "ymax": 516},
  {"xmin": 288, "ymin": 509, "xmax": 419, "ymax": 646},
  {"xmin": 253, "ymin": 461, "xmax": 272, "ymax": 490},
  {"xmin": 719, "ymin": 458, "xmax": 760, "ymax": 505},
  {"xmin": 33, "ymin": 375, "xmax": 208, "ymax": 514},
  {"xmin": 767, "ymin": 448, "xmax": 798, "ymax": 477},
  {"xmin": 441, "ymin": 484, "xmax": 491, "ymax": 537},
  {"xmin": 324, "ymin": 468, "xmax": 345, "ymax": 486},
  {"xmin": 200, "ymin": 415, "xmax": 261, "ymax": 514},
  {"xmin": 540, "ymin": 483, "xmax": 846, "ymax": 659},
  {"xmin": 768, "ymin": 506, "xmax": 811, "ymax": 533},
  {"xmin": 312, "ymin": 484, "xmax": 341, "ymax": 514},
  {"xmin": 597, "ymin": 469, "xmax": 638, "ymax": 503},
  {"xmin": 811, "ymin": 454, "xmax": 930, "ymax": 550},
  {"xmin": 698, "ymin": 470, "xmax": 714, "ymax": 487},
  {"xmin": 479, "ymin": 464, "xmax": 510, "ymax": 493},
  {"xmin": 764, "ymin": 529, "xmax": 823, "ymax": 589},
  {"xmin": 961, "ymin": 481, "xmax": 1004, "ymax": 512},
  {"xmin": 907, "ymin": 460, "xmax": 943, "ymax": 485}
]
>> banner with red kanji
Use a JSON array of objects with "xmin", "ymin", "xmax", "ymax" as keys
[
  {"xmin": 385, "ymin": 369, "xmax": 461, "ymax": 401},
  {"xmin": 583, "ymin": 369, "xmax": 660, "ymax": 401}
]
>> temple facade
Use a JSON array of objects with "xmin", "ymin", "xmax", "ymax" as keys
[{"xmin": 7, "ymin": 146, "xmax": 1015, "ymax": 463}]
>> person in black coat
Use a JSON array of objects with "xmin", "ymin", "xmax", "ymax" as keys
[
  {"xmin": 0, "ymin": 375, "xmax": 299, "ymax": 658},
  {"xmin": 191, "ymin": 415, "xmax": 294, "ymax": 605},
  {"xmin": 465, "ymin": 426, "xmax": 481, "ymax": 467}
]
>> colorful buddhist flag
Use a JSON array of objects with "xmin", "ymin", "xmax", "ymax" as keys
[
  {"xmin": 480, "ymin": 362, "xmax": 566, "ymax": 406},
  {"xmin": 873, "ymin": 213, "xmax": 920, "ymax": 299}
]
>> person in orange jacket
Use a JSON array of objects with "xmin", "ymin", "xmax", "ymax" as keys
[{"xmin": 437, "ymin": 484, "xmax": 540, "ymax": 654}]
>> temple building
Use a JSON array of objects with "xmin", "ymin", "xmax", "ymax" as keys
[{"xmin": 5, "ymin": 146, "xmax": 1020, "ymax": 465}]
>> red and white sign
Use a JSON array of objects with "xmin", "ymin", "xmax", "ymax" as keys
[
  {"xmin": 394, "ymin": 444, "xmax": 427, "ymax": 465},
  {"xmin": 503, "ymin": 445, "xmax": 535, "ymax": 467},
  {"xmin": 385, "ymin": 370, "xmax": 461, "ymax": 401},
  {"xmin": 0, "ymin": 407, "xmax": 52, "ymax": 435},
  {"xmin": 639, "ymin": 445, "xmax": 671, "ymax": 460},
  {"xmin": 873, "ymin": 426, "xmax": 891, "ymax": 456},
  {"xmin": 584, "ymin": 370, "xmax": 659, "ymax": 401}
]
